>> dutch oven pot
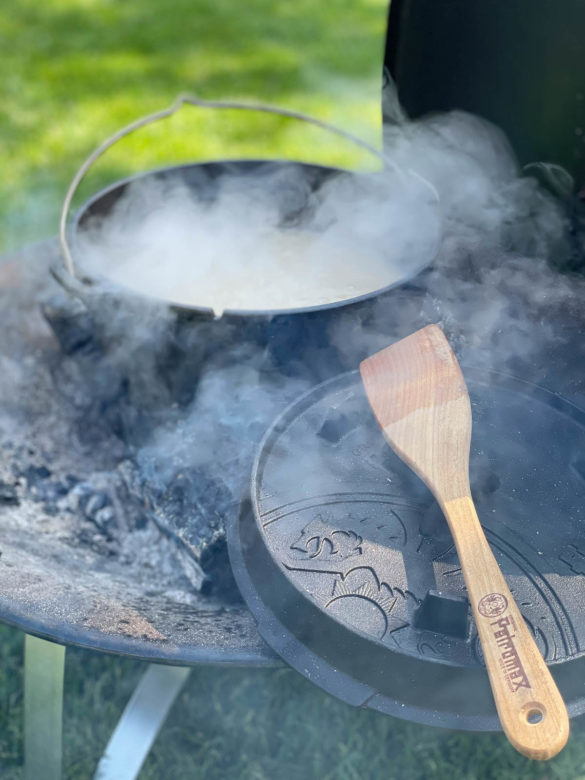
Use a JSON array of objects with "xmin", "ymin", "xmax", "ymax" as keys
[
  {"xmin": 228, "ymin": 367, "xmax": 585, "ymax": 731},
  {"xmin": 56, "ymin": 96, "xmax": 440, "ymax": 395}
]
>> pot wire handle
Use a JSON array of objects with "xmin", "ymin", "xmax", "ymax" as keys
[{"xmin": 59, "ymin": 94, "xmax": 438, "ymax": 277}]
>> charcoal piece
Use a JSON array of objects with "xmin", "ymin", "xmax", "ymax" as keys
[
  {"xmin": 24, "ymin": 465, "xmax": 51, "ymax": 480},
  {"xmin": 146, "ymin": 467, "xmax": 237, "ymax": 583},
  {"xmin": 0, "ymin": 481, "xmax": 18, "ymax": 505},
  {"xmin": 134, "ymin": 513, "xmax": 148, "ymax": 530},
  {"xmin": 65, "ymin": 475, "xmax": 80, "ymax": 490},
  {"xmin": 83, "ymin": 491, "xmax": 110, "ymax": 519},
  {"xmin": 72, "ymin": 482, "xmax": 94, "ymax": 509},
  {"xmin": 77, "ymin": 526, "xmax": 118, "ymax": 557},
  {"xmin": 112, "ymin": 461, "xmax": 152, "ymax": 533},
  {"xmin": 63, "ymin": 461, "xmax": 150, "ymax": 548},
  {"xmin": 199, "ymin": 537, "xmax": 242, "ymax": 602},
  {"xmin": 42, "ymin": 293, "xmax": 97, "ymax": 354},
  {"xmin": 21, "ymin": 464, "xmax": 72, "ymax": 504},
  {"xmin": 93, "ymin": 506, "xmax": 116, "ymax": 533},
  {"xmin": 44, "ymin": 482, "xmax": 71, "ymax": 502},
  {"xmin": 174, "ymin": 544, "xmax": 206, "ymax": 591}
]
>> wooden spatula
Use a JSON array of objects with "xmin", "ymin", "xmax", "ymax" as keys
[{"xmin": 360, "ymin": 324, "xmax": 569, "ymax": 760}]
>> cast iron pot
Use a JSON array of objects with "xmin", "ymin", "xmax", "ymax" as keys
[{"xmin": 56, "ymin": 97, "xmax": 439, "ymax": 393}]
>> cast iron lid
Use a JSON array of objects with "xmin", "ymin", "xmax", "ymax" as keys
[{"xmin": 227, "ymin": 368, "xmax": 585, "ymax": 731}]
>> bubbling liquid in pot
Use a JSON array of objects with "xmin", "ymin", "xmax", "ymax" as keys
[
  {"xmin": 90, "ymin": 228, "xmax": 399, "ymax": 316},
  {"xmin": 76, "ymin": 168, "xmax": 438, "ymax": 316}
]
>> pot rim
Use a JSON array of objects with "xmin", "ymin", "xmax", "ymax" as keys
[{"xmin": 67, "ymin": 159, "xmax": 438, "ymax": 318}]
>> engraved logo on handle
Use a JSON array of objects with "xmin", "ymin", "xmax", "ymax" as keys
[
  {"xmin": 478, "ymin": 592, "xmax": 508, "ymax": 618},
  {"xmin": 478, "ymin": 593, "xmax": 532, "ymax": 692}
]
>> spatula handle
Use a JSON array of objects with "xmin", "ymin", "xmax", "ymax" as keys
[{"xmin": 442, "ymin": 496, "xmax": 569, "ymax": 760}]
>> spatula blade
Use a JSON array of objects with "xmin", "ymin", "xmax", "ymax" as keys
[{"xmin": 360, "ymin": 324, "xmax": 471, "ymax": 502}]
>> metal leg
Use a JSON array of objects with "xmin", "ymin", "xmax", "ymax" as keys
[
  {"xmin": 94, "ymin": 664, "xmax": 191, "ymax": 780},
  {"xmin": 24, "ymin": 634, "xmax": 66, "ymax": 780}
]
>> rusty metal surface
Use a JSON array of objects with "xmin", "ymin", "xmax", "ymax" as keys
[{"xmin": 0, "ymin": 240, "xmax": 278, "ymax": 666}]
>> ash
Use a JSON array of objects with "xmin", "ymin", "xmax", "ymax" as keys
[{"xmin": 0, "ymin": 242, "xmax": 281, "ymax": 603}]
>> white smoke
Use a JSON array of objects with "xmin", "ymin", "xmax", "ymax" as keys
[
  {"xmin": 73, "ymin": 88, "xmax": 573, "ymax": 338},
  {"xmin": 74, "ymin": 157, "xmax": 440, "ymax": 317},
  {"xmin": 36, "ymin": 86, "xmax": 585, "ymax": 590}
]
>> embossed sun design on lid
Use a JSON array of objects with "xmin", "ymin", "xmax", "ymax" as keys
[
  {"xmin": 326, "ymin": 567, "xmax": 407, "ymax": 640},
  {"xmin": 280, "ymin": 508, "xmax": 413, "ymax": 642},
  {"xmin": 286, "ymin": 511, "xmax": 409, "ymax": 639}
]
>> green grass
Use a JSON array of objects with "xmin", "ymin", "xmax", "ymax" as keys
[
  {"xmin": 0, "ymin": 0, "xmax": 387, "ymax": 252},
  {"xmin": 2, "ymin": 625, "xmax": 585, "ymax": 779}
]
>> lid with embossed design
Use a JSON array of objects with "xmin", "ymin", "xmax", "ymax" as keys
[{"xmin": 227, "ymin": 368, "xmax": 585, "ymax": 730}]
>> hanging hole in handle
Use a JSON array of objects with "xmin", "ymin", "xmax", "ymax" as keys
[{"xmin": 522, "ymin": 703, "xmax": 546, "ymax": 725}]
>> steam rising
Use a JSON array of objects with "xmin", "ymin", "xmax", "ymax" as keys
[
  {"xmin": 9, "ymin": 82, "xmax": 583, "ymax": 593},
  {"xmin": 76, "ymin": 161, "xmax": 440, "ymax": 316},
  {"xmin": 120, "ymin": 97, "xmax": 581, "ymax": 574}
]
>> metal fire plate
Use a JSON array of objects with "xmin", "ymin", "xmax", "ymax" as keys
[{"xmin": 0, "ymin": 241, "xmax": 277, "ymax": 667}]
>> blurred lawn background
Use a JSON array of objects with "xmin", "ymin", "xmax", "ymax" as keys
[
  {"xmin": 1, "ymin": 624, "xmax": 585, "ymax": 780},
  {"xmin": 2, "ymin": 0, "xmax": 585, "ymax": 778},
  {"xmin": 1, "ymin": 0, "xmax": 386, "ymax": 253}
]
